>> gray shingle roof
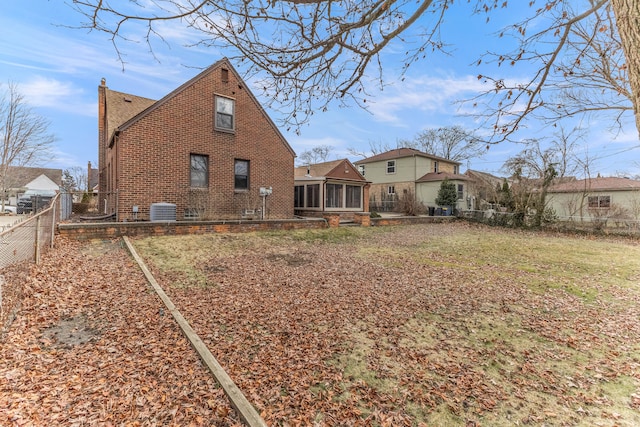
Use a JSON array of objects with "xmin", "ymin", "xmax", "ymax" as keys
[{"xmin": 3, "ymin": 166, "xmax": 62, "ymax": 189}]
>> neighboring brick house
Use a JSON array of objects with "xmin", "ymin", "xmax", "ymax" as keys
[
  {"xmin": 353, "ymin": 148, "xmax": 469, "ymax": 212},
  {"xmin": 294, "ymin": 159, "xmax": 370, "ymax": 220},
  {"xmin": 98, "ymin": 58, "xmax": 296, "ymax": 221}
]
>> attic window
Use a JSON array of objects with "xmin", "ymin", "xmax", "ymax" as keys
[
  {"xmin": 215, "ymin": 96, "xmax": 235, "ymax": 131},
  {"xmin": 124, "ymin": 97, "xmax": 132, "ymax": 103},
  {"xmin": 221, "ymin": 68, "xmax": 229, "ymax": 82}
]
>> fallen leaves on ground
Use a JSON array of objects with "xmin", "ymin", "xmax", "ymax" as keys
[
  {"xmin": 0, "ymin": 239, "xmax": 240, "ymax": 426},
  {"xmin": 2, "ymin": 223, "xmax": 640, "ymax": 426}
]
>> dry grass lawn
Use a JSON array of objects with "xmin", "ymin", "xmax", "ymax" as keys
[
  {"xmin": 2, "ymin": 222, "xmax": 639, "ymax": 426},
  {"xmin": 132, "ymin": 223, "xmax": 640, "ymax": 426}
]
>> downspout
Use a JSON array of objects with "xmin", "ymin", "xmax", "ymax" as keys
[
  {"xmin": 114, "ymin": 130, "xmax": 120, "ymax": 222},
  {"xmin": 413, "ymin": 154, "xmax": 418, "ymax": 198}
]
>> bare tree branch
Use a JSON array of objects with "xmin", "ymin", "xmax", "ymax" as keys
[
  {"xmin": 0, "ymin": 82, "xmax": 56, "ymax": 210},
  {"xmin": 469, "ymin": 0, "xmax": 636, "ymax": 143},
  {"xmin": 409, "ymin": 126, "xmax": 485, "ymax": 163},
  {"xmin": 69, "ymin": 0, "xmax": 640, "ymax": 139}
]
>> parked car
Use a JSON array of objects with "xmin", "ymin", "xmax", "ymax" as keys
[
  {"xmin": 3, "ymin": 206, "xmax": 17, "ymax": 214},
  {"xmin": 16, "ymin": 191, "xmax": 55, "ymax": 214}
]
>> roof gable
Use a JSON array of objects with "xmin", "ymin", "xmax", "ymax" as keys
[
  {"xmin": 295, "ymin": 159, "xmax": 367, "ymax": 182},
  {"xmin": 3, "ymin": 166, "xmax": 62, "ymax": 189},
  {"xmin": 112, "ymin": 58, "xmax": 295, "ymax": 156},
  {"xmin": 25, "ymin": 174, "xmax": 59, "ymax": 191}
]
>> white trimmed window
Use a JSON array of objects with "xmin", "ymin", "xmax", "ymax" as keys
[
  {"xmin": 306, "ymin": 184, "xmax": 320, "ymax": 208},
  {"xmin": 346, "ymin": 185, "xmax": 362, "ymax": 208},
  {"xmin": 326, "ymin": 183, "xmax": 343, "ymax": 208},
  {"xmin": 215, "ymin": 96, "xmax": 235, "ymax": 131},
  {"xmin": 386, "ymin": 160, "xmax": 396, "ymax": 174},
  {"xmin": 294, "ymin": 185, "xmax": 305, "ymax": 208}
]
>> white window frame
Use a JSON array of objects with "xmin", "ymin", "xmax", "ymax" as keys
[
  {"xmin": 324, "ymin": 182, "xmax": 364, "ymax": 211},
  {"xmin": 305, "ymin": 183, "xmax": 321, "ymax": 209},
  {"xmin": 345, "ymin": 185, "xmax": 362, "ymax": 209},
  {"xmin": 386, "ymin": 160, "xmax": 396, "ymax": 174},
  {"xmin": 325, "ymin": 183, "xmax": 343, "ymax": 208},
  {"xmin": 215, "ymin": 95, "xmax": 235, "ymax": 131},
  {"xmin": 294, "ymin": 185, "xmax": 305, "ymax": 208}
]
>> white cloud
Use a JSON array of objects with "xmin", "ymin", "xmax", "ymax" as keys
[
  {"xmin": 366, "ymin": 73, "xmax": 488, "ymax": 125},
  {"xmin": 21, "ymin": 77, "xmax": 75, "ymax": 105},
  {"xmin": 19, "ymin": 77, "xmax": 95, "ymax": 117}
]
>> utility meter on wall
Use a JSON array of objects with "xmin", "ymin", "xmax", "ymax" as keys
[{"xmin": 259, "ymin": 187, "xmax": 273, "ymax": 196}]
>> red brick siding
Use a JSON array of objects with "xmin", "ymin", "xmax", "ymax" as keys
[
  {"xmin": 57, "ymin": 219, "xmax": 327, "ymax": 240},
  {"xmin": 104, "ymin": 64, "xmax": 294, "ymax": 221}
]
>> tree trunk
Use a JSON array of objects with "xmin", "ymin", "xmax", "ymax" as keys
[{"xmin": 611, "ymin": 0, "xmax": 640, "ymax": 138}]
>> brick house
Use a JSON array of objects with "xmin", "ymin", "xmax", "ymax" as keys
[
  {"xmin": 98, "ymin": 58, "xmax": 296, "ymax": 221},
  {"xmin": 294, "ymin": 159, "xmax": 370, "ymax": 220},
  {"xmin": 354, "ymin": 148, "xmax": 469, "ymax": 213}
]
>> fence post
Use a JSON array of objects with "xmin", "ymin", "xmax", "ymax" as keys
[
  {"xmin": 34, "ymin": 216, "xmax": 41, "ymax": 264},
  {"xmin": 50, "ymin": 198, "xmax": 57, "ymax": 248}
]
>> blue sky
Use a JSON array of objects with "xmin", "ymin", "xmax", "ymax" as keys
[{"xmin": 1, "ymin": 0, "xmax": 638, "ymax": 177}]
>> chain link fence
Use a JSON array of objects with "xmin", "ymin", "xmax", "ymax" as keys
[
  {"xmin": 461, "ymin": 209, "xmax": 640, "ymax": 235},
  {"xmin": 0, "ymin": 194, "xmax": 60, "ymax": 268},
  {"xmin": 1, "ymin": 194, "xmax": 61, "ymax": 337}
]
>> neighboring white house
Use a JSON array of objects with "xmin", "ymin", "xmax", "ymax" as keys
[
  {"xmin": 353, "ymin": 148, "xmax": 469, "ymax": 213},
  {"xmin": 2, "ymin": 166, "xmax": 62, "ymax": 206},
  {"xmin": 547, "ymin": 176, "xmax": 640, "ymax": 223},
  {"xmin": 23, "ymin": 174, "xmax": 60, "ymax": 193}
]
